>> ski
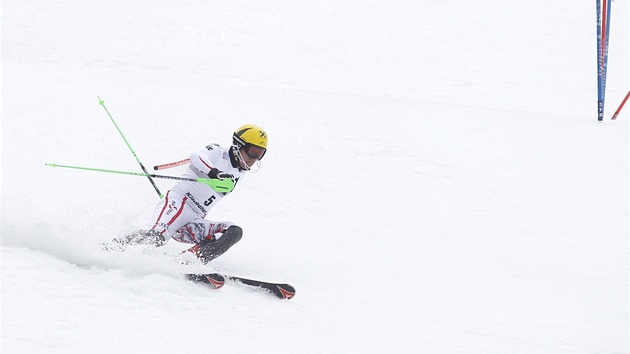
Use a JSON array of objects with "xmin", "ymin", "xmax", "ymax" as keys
[
  {"xmin": 227, "ymin": 275, "xmax": 296, "ymax": 300},
  {"xmin": 186, "ymin": 273, "xmax": 225, "ymax": 289},
  {"xmin": 186, "ymin": 273, "xmax": 296, "ymax": 300}
]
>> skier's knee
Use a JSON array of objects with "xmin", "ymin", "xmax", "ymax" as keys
[
  {"xmin": 222, "ymin": 225, "xmax": 243, "ymax": 245},
  {"xmin": 197, "ymin": 225, "xmax": 242, "ymax": 264}
]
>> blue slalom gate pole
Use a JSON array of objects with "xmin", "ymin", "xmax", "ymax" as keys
[
  {"xmin": 596, "ymin": 0, "xmax": 612, "ymax": 122},
  {"xmin": 596, "ymin": 0, "xmax": 603, "ymax": 121},
  {"xmin": 602, "ymin": 0, "xmax": 612, "ymax": 110}
]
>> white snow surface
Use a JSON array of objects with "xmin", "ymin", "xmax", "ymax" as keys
[{"xmin": 2, "ymin": 1, "xmax": 629, "ymax": 353}]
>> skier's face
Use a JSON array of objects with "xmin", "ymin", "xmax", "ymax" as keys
[{"xmin": 240, "ymin": 145, "xmax": 265, "ymax": 169}]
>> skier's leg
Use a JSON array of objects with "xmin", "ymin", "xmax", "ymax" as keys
[
  {"xmin": 171, "ymin": 220, "xmax": 235, "ymax": 244},
  {"xmin": 115, "ymin": 190, "xmax": 198, "ymax": 246},
  {"xmin": 147, "ymin": 190, "xmax": 206, "ymax": 242},
  {"xmin": 178, "ymin": 222, "xmax": 243, "ymax": 263},
  {"xmin": 196, "ymin": 225, "xmax": 242, "ymax": 264}
]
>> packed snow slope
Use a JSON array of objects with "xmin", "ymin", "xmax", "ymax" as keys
[{"xmin": 2, "ymin": 1, "xmax": 629, "ymax": 353}]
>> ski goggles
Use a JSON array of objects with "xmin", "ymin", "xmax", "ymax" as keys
[{"xmin": 243, "ymin": 144, "xmax": 266, "ymax": 160}]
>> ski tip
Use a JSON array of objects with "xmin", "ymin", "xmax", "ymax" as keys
[{"xmin": 278, "ymin": 285, "xmax": 296, "ymax": 300}]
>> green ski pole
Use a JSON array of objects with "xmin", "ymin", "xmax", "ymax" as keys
[
  {"xmin": 45, "ymin": 163, "xmax": 235, "ymax": 193},
  {"xmin": 97, "ymin": 97, "xmax": 164, "ymax": 198}
]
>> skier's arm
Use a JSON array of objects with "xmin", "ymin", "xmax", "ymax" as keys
[
  {"xmin": 190, "ymin": 148, "xmax": 216, "ymax": 175},
  {"xmin": 190, "ymin": 145, "xmax": 234, "ymax": 180}
]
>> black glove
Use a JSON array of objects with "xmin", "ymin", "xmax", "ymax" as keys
[{"xmin": 208, "ymin": 168, "xmax": 234, "ymax": 180}]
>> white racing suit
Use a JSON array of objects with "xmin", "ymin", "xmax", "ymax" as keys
[{"xmin": 148, "ymin": 144, "xmax": 246, "ymax": 245}]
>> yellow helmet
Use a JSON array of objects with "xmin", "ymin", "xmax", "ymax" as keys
[{"xmin": 232, "ymin": 124, "xmax": 268, "ymax": 158}]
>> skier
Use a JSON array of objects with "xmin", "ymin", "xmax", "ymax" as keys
[{"xmin": 114, "ymin": 124, "xmax": 268, "ymax": 263}]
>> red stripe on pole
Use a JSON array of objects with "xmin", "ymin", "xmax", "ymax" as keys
[
  {"xmin": 601, "ymin": 0, "xmax": 607, "ymax": 68},
  {"xmin": 611, "ymin": 91, "xmax": 630, "ymax": 120},
  {"xmin": 154, "ymin": 158, "xmax": 191, "ymax": 171}
]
